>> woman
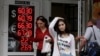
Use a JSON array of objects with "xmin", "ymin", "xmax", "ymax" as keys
[
  {"xmin": 49, "ymin": 17, "xmax": 76, "ymax": 56},
  {"xmin": 32, "ymin": 16, "xmax": 53, "ymax": 56},
  {"xmin": 77, "ymin": 19, "xmax": 100, "ymax": 56}
]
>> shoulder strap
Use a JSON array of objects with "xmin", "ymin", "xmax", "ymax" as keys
[{"xmin": 92, "ymin": 27, "xmax": 97, "ymax": 40}]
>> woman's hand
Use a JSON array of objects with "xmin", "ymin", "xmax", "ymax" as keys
[
  {"xmin": 45, "ymin": 38, "xmax": 52, "ymax": 42},
  {"xmin": 55, "ymin": 17, "xmax": 64, "ymax": 20},
  {"xmin": 44, "ymin": 35, "xmax": 52, "ymax": 43},
  {"xmin": 76, "ymin": 36, "xmax": 84, "ymax": 41}
]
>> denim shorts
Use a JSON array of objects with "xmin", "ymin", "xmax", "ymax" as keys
[{"xmin": 60, "ymin": 53, "xmax": 73, "ymax": 56}]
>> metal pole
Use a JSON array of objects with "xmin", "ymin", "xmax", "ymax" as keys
[{"xmin": 77, "ymin": 0, "xmax": 82, "ymax": 54}]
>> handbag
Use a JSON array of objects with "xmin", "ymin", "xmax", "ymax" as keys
[
  {"xmin": 86, "ymin": 27, "xmax": 100, "ymax": 56},
  {"xmin": 41, "ymin": 35, "xmax": 51, "ymax": 53}
]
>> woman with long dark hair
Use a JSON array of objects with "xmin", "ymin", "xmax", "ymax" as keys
[
  {"xmin": 49, "ymin": 17, "xmax": 76, "ymax": 56},
  {"xmin": 30, "ymin": 16, "xmax": 53, "ymax": 56}
]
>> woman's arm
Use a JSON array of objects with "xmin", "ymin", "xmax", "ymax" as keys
[
  {"xmin": 79, "ymin": 27, "xmax": 92, "ymax": 51},
  {"xmin": 70, "ymin": 34, "xmax": 76, "ymax": 56},
  {"xmin": 49, "ymin": 17, "xmax": 63, "ymax": 37}
]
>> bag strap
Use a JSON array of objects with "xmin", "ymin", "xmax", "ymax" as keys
[
  {"xmin": 92, "ymin": 27, "xmax": 97, "ymax": 40},
  {"xmin": 88, "ymin": 26, "xmax": 96, "ymax": 41}
]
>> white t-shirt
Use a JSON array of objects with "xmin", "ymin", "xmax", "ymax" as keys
[
  {"xmin": 84, "ymin": 25, "xmax": 100, "ymax": 46},
  {"xmin": 57, "ymin": 34, "xmax": 75, "ymax": 55}
]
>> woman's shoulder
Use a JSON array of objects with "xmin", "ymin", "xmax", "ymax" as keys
[
  {"xmin": 69, "ymin": 34, "xmax": 74, "ymax": 38},
  {"xmin": 85, "ymin": 26, "xmax": 93, "ymax": 32},
  {"xmin": 69, "ymin": 34, "xmax": 74, "ymax": 36}
]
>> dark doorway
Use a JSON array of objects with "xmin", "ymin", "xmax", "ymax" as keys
[{"xmin": 50, "ymin": 3, "xmax": 78, "ymax": 36}]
